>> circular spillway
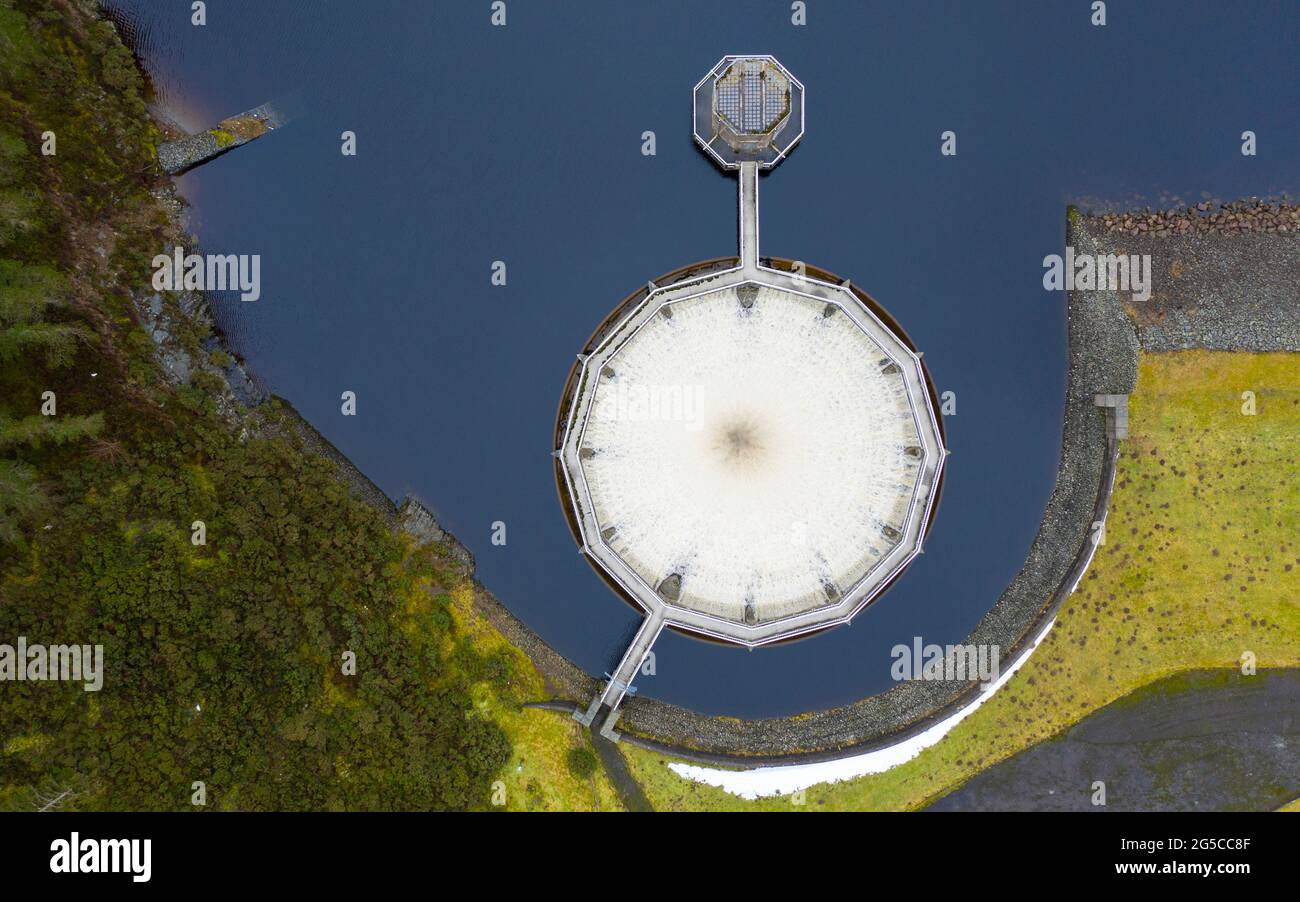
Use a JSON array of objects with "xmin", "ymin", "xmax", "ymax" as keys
[
  {"xmin": 557, "ymin": 265, "xmax": 946, "ymax": 648},
  {"xmin": 580, "ymin": 283, "xmax": 923, "ymax": 626}
]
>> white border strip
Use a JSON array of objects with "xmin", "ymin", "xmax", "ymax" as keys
[{"xmin": 667, "ymin": 615, "xmax": 1059, "ymax": 800}]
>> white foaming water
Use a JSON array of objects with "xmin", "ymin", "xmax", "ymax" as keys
[{"xmin": 580, "ymin": 286, "xmax": 922, "ymax": 623}]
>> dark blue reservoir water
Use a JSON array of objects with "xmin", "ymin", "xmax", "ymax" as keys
[{"xmin": 103, "ymin": 0, "xmax": 1299, "ymax": 716}]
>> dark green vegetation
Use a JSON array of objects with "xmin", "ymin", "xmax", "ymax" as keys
[
  {"xmin": 1, "ymin": 259, "xmax": 101, "ymax": 542},
  {"xmin": 0, "ymin": 0, "xmax": 511, "ymax": 810}
]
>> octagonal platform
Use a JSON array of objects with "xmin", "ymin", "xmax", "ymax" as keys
[{"xmin": 693, "ymin": 55, "xmax": 805, "ymax": 169}]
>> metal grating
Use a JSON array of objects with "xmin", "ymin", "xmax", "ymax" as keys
[{"xmin": 716, "ymin": 60, "xmax": 788, "ymax": 135}]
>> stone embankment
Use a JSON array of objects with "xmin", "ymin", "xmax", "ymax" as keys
[
  {"xmin": 156, "ymin": 102, "xmax": 282, "ymax": 175},
  {"xmin": 1089, "ymin": 198, "xmax": 1297, "ymax": 237},
  {"xmin": 1078, "ymin": 202, "xmax": 1300, "ymax": 353}
]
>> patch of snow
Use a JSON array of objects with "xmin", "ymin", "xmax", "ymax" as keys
[{"xmin": 667, "ymin": 616, "xmax": 1058, "ymax": 800}]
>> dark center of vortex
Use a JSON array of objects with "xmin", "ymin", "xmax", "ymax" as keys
[{"xmin": 712, "ymin": 417, "xmax": 765, "ymax": 467}]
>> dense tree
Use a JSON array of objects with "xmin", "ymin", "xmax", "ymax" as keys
[
  {"xmin": 0, "ymin": 459, "xmax": 43, "ymax": 544},
  {"xmin": 0, "ymin": 260, "xmax": 101, "ymax": 545},
  {"xmin": 0, "ymin": 260, "xmax": 93, "ymax": 367}
]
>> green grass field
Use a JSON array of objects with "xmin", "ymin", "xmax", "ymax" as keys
[{"xmin": 622, "ymin": 351, "xmax": 1300, "ymax": 810}]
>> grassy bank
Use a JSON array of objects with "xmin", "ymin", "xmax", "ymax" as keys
[{"xmin": 623, "ymin": 351, "xmax": 1300, "ymax": 810}]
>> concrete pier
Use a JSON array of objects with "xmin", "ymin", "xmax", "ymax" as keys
[
  {"xmin": 157, "ymin": 102, "xmax": 283, "ymax": 175},
  {"xmin": 575, "ymin": 608, "xmax": 665, "ymax": 740},
  {"xmin": 739, "ymin": 161, "xmax": 760, "ymax": 273}
]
